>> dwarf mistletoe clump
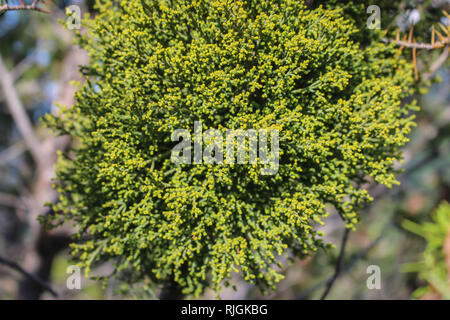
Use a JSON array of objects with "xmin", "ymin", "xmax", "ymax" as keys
[{"xmin": 43, "ymin": 0, "xmax": 417, "ymax": 296}]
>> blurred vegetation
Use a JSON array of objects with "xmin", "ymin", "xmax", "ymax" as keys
[{"xmin": 403, "ymin": 201, "xmax": 450, "ymax": 299}]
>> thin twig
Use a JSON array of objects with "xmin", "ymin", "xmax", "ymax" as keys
[
  {"xmin": 423, "ymin": 46, "xmax": 449, "ymax": 81},
  {"xmin": 296, "ymin": 225, "xmax": 390, "ymax": 300},
  {"xmin": 320, "ymin": 228, "xmax": 350, "ymax": 300},
  {"xmin": 11, "ymin": 54, "xmax": 37, "ymax": 81},
  {"xmin": 0, "ymin": 192, "xmax": 27, "ymax": 210},
  {"xmin": 0, "ymin": 54, "xmax": 44, "ymax": 166},
  {"xmin": 0, "ymin": 0, "xmax": 50, "ymax": 14},
  {"xmin": 0, "ymin": 255, "xmax": 60, "ymax": 298},
  {"xmin": 0, "ymin": 140, "xmax": 26, "ymax": 166},
  {"xmin": 381, "ymin": 38, "xmax": 449, "ymax": 49}
]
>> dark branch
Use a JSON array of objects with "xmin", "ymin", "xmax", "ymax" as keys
[
  {"xmin": 320, "ymin": 228, "xmax": 350, "ymax": 300},
  {"xmin": 296, "ymin": 228, "xmax": 388, "ymax": 300},
  {"xmin": 0, "ymin": 255, "xmax": 60, "ymax": 298}
]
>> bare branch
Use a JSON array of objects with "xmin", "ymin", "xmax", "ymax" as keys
[
  {"xmin": 0, "ymin": 140, "xmax": 26, "ymax": 166},
  {"xmin": 11, "ymin": 54, "xmax": 36, "ymax": 81},
  {"xmin": 382, "ymin": 38, "xmax": 449, "ymax": 50},
  {"xmin": 296, "ymin": 226, "xmax": 389, "ymax": 300},
  {"xmin": 0, "ymin": 255, "xmax": 60, "ymax": 298},
  {"xmin": 0, "ymin": 192, "xmax": 27, "ymax": 210},
  {"xmin": 423, "ymin": 46, "xmax": 449, "ymax": 81},
  {"xmin": 0, "ymin": 0, "xmax": 50, "ymax": 14},
  {"xmin": 320, "ymin": 228, "xmax": 351, "ymax": 300},
  {"xmin": 0, "ymin": 54, "xmax": 44, "ymax": 166}
]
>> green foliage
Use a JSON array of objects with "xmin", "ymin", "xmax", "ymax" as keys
[
  {"xmin": 403, "ymin": 201, "xmax": 450, "ymax": 299},
  {"xmin": 43, "ymin": 0, "xmax": 416, "ymax": 297}
]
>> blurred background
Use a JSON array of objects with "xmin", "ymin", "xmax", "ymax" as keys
[{"xmin": 0, "ymin": 0, "xmax": 449, "ymax": 299}]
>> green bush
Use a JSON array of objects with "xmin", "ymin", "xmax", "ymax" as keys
[
  {"xmin": 43, "ymin": 0, "xmax": 416, "ymax": 297},
  {"xmin": 403, "ymin": 201, "xmax": 450, "ymax": 299}
]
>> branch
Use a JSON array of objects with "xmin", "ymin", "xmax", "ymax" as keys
[
  {"xmin": 11, "ymin": 54, "xmax": 37, "ymax": 81},
  {"xmin": 0, "ymin": 255, "xmax": 60, "ymax": 298},
  {"xmin": 0, "ymin": 0, "xmax": 50, "ymax": 14},
  {"xmin": 0, "ymin": 54, "xmax": 44, "ymax": 166},
  {"xmin": 0, "ymin": 140, "xmax": 26, "ymax": 166},
  {"xmin": 320, "ymin": 228, "xmax": 351, "ymax": 300},
  {"xmin": 0, "ymin": 192, "xmax": 26, "ymax": 210},
  {"xmin": 423, "ymin": 46, "xmax": 449, "ymax": 81},
  {"xmin": 381, "ymin": 38, "xmax": 449, "ymax": 50},
  {"xmin": 296, "ymin": 227, "xmax": 389, "ymax": 300}
]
